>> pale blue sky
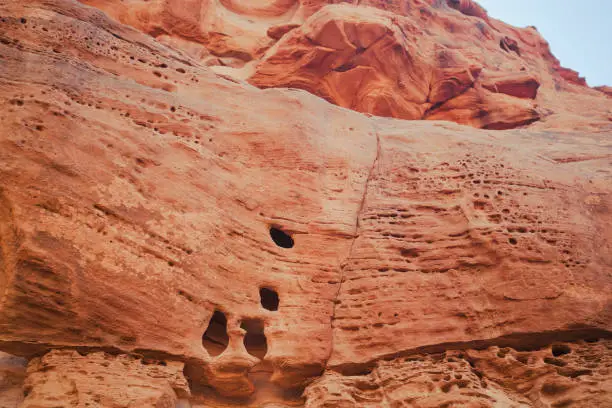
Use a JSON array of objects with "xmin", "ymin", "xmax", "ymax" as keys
[{"xmin": 477, "ymin": 0, "xmax": 611, "ymax": 86}]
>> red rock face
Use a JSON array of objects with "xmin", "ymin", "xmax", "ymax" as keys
[
  {"xmin": 20, "ymin": 351, "xmax": 189, "ymax": 407},
  {"xmin": 75, "ymin": 0, "xmax": 606, "ymax": 130},
  {"xmin": 446, "ymin": 0, "xmax": 488, "ymax": 19},
  {"xmin": 0, "ymin": 0, "xmax": 611, "ymax": 407},
  {"xmin": 0, "ymin": 352, "xmax": 26, "ymax": 407},
  {"xmin": 596, "ymin": 86, "xmax": 612, "ymax": 98},
  {"xmin": 248, "ymin": 4, "xmax": 548, "ymax": 128}
]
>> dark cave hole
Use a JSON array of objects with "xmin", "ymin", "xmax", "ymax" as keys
[
  {"xmin": 260, "ymin": 287, "xmax": 280, "ymax": 311},
  {"xmin": 500, "ymin": 39, "xmax": 508, "ymax": 52},
  {"xmin": 544, "ymin": 357, "xmax": 567, "ymax": 367},
  {"xmin": 333, "ymin": 61, "xmax": 356, "ymax": 72},
  {"xmin": 202, "ymin": 310, "xmax": 229, "ymax": 357},
  {"xmin": 269, "ymin": 227, "xmax": 294, "ymax": 248},
  {"xmin": 552, "ymin": 344, "xmax": 572, "ymax": 357},
  {"xmin": 241, "ymin": 318, "xmax": 268, "ymax": 360},
  {"xmin": 500, "ymin": 37, "xmax": 521, "ymax": 56}
]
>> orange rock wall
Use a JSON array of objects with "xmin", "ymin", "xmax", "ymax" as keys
[
  {"xmin": 76, "ymin": 0, "xmax": 608, "ymax": 129},
  {"xmin": 0, "ymin": 0, "xmax": 610, "ymax": 406}
]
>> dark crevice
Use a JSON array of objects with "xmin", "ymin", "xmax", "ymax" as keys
[
  {"xmin": 333, "ymin": 62, "xmax": 357, "ymax": 72},
  {"xmin": 551, "ymin": 344, "xmax": 571, "ymax": 357},
  {"xmin": 241, "ymin": 319, "xmax": 267, "ymax": 360},
  {"xmin": 202, "ymin": 310, "xmax": 229, "ymax": 357},
  {"xmin": 260, "ymin": 287, "xmax": 279, "ymax": 311},
  {"xmin": 327, "ymin": 122, "xmax": 381, "ymax": 368},
  {"xmin": 422, "ymin": 79, "xmax": 477, "ymax": 119},
  {"xmin": 500, "ymin": 36, "xmax": 521, "ymax": 56},
  {"xmin": 269, "ymin": 227, "xmax": 294, "ymax": 248},
  {"xmin": 329, "ymin": 328, "xmax": 612, "ymax": 376}
]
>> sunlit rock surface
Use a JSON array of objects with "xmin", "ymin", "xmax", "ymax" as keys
[{"xmin": 0, "ymin": 0, "xmax": 611, "ymax": 406}]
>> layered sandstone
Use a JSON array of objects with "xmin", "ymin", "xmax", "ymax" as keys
[
  {"xmin": 307, "ymin": 340, "xmax": 612, "ymax": 407},
  {"xmin": 0, "ymin": 0, "xmax": 611, "ymax": 407},
  {"xmin": 75, "ymin": 0, "xmax": 610, "ymax": 130},
  {"xmin": 20, "ymin": 351, "xmax": 189, "ymax": 407},
  {"xmin": 0, "ymin": 352, "xmax": 26, "ymax": 408}
]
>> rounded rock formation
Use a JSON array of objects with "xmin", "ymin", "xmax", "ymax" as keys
[{"xmin": 0, "ymin": 0, "xmax": 610, "ymax": 406}]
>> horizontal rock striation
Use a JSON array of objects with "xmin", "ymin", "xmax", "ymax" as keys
[
  {"xmin": 73, "ymin": 0, "xmax": 611, "ymax": 130},
  {"xmin": 0, "ymin": 0, "xmax": 610, "ymax": 406}
]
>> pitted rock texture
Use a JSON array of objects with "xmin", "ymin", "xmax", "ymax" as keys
[
  {"xmin": 0, "ymin": 0, "xmax": 373, "ymax": 399},
  {"xmin": 75, "ymin": 0, "xmax": 610, "ymax": 130},
  {"xmin": 0, "ymin": 0, "xmax": 611, "ymax": 407},
  {"xmin": 306, "ymin": 339, "xmax": 612, "ymax": 407},
  {"xmin": 20, "ymin": 351, "xmax": 189, "ymax": 408},
  {"xmin": 328, "ymin": 120, "xmax": 612, "ymax": 370}
]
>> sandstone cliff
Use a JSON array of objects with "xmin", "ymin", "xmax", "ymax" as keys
[{"xmin": 0, "ymin": 0, "xmax": 611, "ymax": 407}]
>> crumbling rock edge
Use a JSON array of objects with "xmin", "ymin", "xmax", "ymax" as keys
[
  {"xmin": 0, "ymin": 0, "xmax": 610, "ymax": 405},
  {"xmin": 329, "ymin": 328, "xmax": 612, "ymax": 376}
]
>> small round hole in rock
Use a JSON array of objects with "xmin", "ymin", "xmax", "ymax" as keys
[
  {"xmin": 260, "ymin": 287, "xmax": 279, "ymax": 311},
  {"xmin": 241, "ymin": 319, "xmax": 268, "ymax": 359},
  {"xmin": 552, "ymin": 344, "xmax": 571, "ymax": 357},
  {"xmin": 202, "ymin": 310, "xmax": 229, "ymax": 357},
  {"xmin": 269, "ymin": 227, "xmax": 294, "ymax": 248}
]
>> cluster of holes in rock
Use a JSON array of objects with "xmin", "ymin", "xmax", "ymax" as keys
[
  {"xmin": 8, "ymin": 82, "xmax": 218, "ymax": 151},
  {"xmin": 495, "ymin": 340, "xmax": 609, "ymax": 380},
  {"xmin": 8, "ymin": 15, "xmax": 197, "ymax": 83},
  {"xmin": 3, "ymin": 14, "xmax": 220, "ymax": 148},
  {"xmin": 90, "ymin": 204, "xmax": 193, "ymax": 268},
  {"xmin": 201, "ymin": 311, "xmax": 274, "ymax": 360},
  {"xmin": 200, "ymin": 227, "xmax": 289, "ymax": 358},
  {"xmin": 10, "ymin": 14, "xmax": 293, "ymax": 364},
  {"xmin": 457, "ymin": 155, "xmax": 578, "ymax": 264},
  {"xmin": 201, "ymin": 285, "xmax": 280, "ymax": 358}
]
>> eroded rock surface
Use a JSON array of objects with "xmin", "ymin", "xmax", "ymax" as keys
[
  {"xmin": 20, "ymin": 351, "xmax": 189, "ymax": 408},
  {"xmin": 74, "ymin": 0, "xmax": 610, "ymax": 130},
  {"xmin": 248, "ymin": 4, "xmax": 547, "ymax": 129},
  {"xmin": 0, "ymin": 352, "xmax": 26, "ymax": 408},
  {"xmin": 307, "ymin": 340, "xmax": 612, "ymax": 407},
  {"xmin": 0, "ymin": 0, "xmax": 611, "ymax": 407}
]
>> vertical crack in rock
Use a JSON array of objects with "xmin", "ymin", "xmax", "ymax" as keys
[{"xmin": 329, "ymin": 122, "xmax": 381, "ymax": 359}]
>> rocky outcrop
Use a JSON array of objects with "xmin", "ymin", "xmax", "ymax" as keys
[
  {"xmin": 446, "ymin": 0, "xmax": 488, "ymax": 19},
  {"xmin": 0, "ymin": 352, "xmax": 26, "ymax": 408},
  {"xmin": 481, "ymin": 72, "xmax": 541, "ymax": 100},
  {"xmin": 248, "ymin": 4, "xmax": 545, "ymax": 128},
  {"xmin": 0, "ymin": 0, "xmax": 610, "ymax": 406},
  {"xmin": 72, "ymin": 0, "xmax": 610, "ymax": 130},
  {"xmin": 307, "ymin": 340, "xmax": 612, "ymax": 407},
  {"xmin": 20, "ymin": 351, "xmax": 189, "ymax": 408},
  {"xmin": 596, "ymin": 86, "xmax": 612, "ymax": 98}
]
